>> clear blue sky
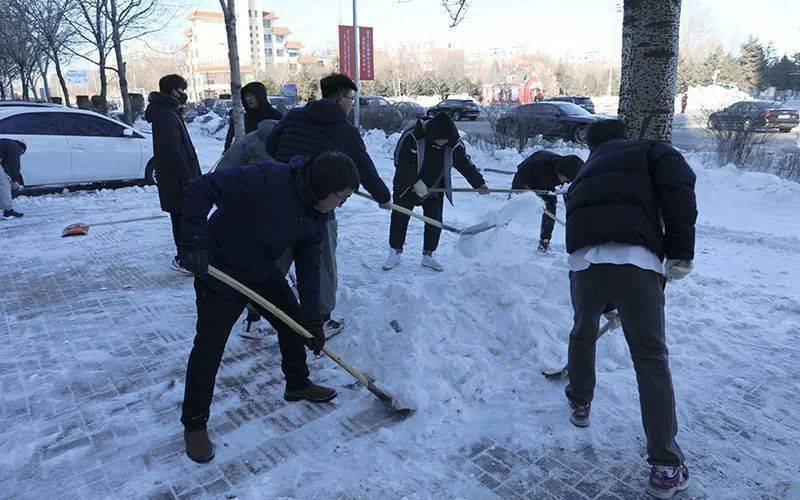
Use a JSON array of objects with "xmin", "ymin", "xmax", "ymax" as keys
[{"xmin": 191, "ymin": 0, "xmax": 799, "ymax": 59}]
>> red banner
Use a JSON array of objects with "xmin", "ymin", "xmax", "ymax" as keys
[
  {"xmin": 338, "ymin": 25, "xmax": 374, "ymax": 81},
  {"xmin": 358, "ymin": 27, "xmax": 374, "ymax": 81}
]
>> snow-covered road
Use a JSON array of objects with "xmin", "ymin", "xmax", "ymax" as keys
[{"xmin": 1, "ymin": 130, "xmax": 798, "ymax": 499}]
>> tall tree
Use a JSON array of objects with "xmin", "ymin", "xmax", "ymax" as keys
[
  {"xmin": 219, "ymin": 0, "xmax": 244, "ymax": 141},
  {"xmin": 68, "ymin": 0, "xmax": 114, "ymax": 114},
  {"xmin": 0, "ymin": 0, "xmax": 47, "ymax": 100},
  {"xmin": 25, "ymin": 0, "xmax": 76, "ymax": 106},
  {"xmin": 737, "ymin": 37, "xmax": 767, "ymax": 92},
  {"xmin": 618, "ymin": 0, "xmax": 682, "ymax": 141}
]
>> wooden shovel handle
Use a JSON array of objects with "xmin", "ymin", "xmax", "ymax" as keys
[{"xmin": 353, "ymin": 191, "xmax": 463, "ymax": 234}]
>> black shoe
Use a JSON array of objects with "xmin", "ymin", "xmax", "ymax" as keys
[
  {"xmin": 284, "ymin": 382, "xmax": 337, "ymax": 403},
  {"xmin": 184, "ymin": 429, "xmax": 214, "ymax": 463},
  {"xmin": 2, "ymin": 209, "xmax": 23, "ymax": 219}
]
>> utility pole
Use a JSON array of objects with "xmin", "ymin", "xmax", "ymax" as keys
[
  {"xmin": 353, "ymin": 0, "xmax": 360, "ymax": 130},
  {"xmin": 607, "ymin": 0, "xmax": 623, "ymax": 96}
]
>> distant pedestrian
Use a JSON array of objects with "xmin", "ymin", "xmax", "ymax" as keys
[
  {"xmin": 0, "ymin": 138, "xmax": 26, "ymax": 219},
  {"xmin": 511, "ymin": 150, "xmax": 583, "ymax": 252},
  {"xmin": 680, "ymin": 92, "xmax": 688, "ymax": 114},
  {"xmin": 144, "ymin": 74, "xmax": 202, "ymax": 275},
  {"xmin": 223, "ymin": 81, "xmax": 283, "ymax": 151},
  {"xmin": 383, "ymin": 113, "xmax": 489, "ymax": 272},
  {"xmin": 565, "ymin": 119, "xmax": 696, "ymax": 498},
  {"xmin": 266, "ymin": 73, "xmax": 392, "ymax": 338}
]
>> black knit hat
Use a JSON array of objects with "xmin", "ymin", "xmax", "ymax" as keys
[
  {"xmin": 586, "ymin": 119, "xmax": 626, "ymax": 150},
  {"xmin": 554, "ymin": 155, "xmax": 584, "ymax": 181},
  {"xmin": 424, "ymin": 112, "xmax": 460, "ymax": 143}
]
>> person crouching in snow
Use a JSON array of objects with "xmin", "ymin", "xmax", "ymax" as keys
[
  {"xmin": 511, "ymin": 150, "xmax": 583, "ymax": 252},
  {"xmin": 177, "ymin": 151, "xmax": 360, "ymax": 464},
  {"xmin": 0, "ymin": 138, "xmax": 26, "ymax": 219},
  {"xmin": 383, "ymin": 112, "xmax": 489, "ymax": 272},
  {"xmin": 565, "ymin": 119, "xmax": 696, "ymax": 498}
]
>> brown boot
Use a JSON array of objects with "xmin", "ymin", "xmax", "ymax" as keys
[
  {"xmin": 184, "ymin": 429, "xmax": 214, "ymax": 463},
  {"xmin": 284, "ymin": 382, "xmax": 337, "ymax": 403}
]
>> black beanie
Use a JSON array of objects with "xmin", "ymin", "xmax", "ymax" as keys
[
  {"xmin": 555, "ymin": 155, "xmax": 584, "ymax": 181},
  {"xmin": 424, "ymin": 112, "xmax": 460, "ymax": 143},
  {"xmin": 586, "ymin": 119, "xmax": 626, "ymax": 150}
]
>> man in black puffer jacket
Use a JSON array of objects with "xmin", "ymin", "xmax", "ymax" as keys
[
  {"xmin": 223, "ymin": 81, "xmax": 283, "ymax": 151},
  {"xmin": 144, "ymin": 74, "xmax": 202, "ymax": 274},
  {"xmin": 266, "ymin": 73, "xmax": 391, "ymax": 336},
  {"xmin": 563, "ymin": 119, "xmax": 696, "ymax": 498}
]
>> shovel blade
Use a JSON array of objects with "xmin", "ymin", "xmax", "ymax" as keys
[
  {"xmin": 62, "ymin": 223, "xmax": 89, "ymax": 237},
  {"xmin": 459, "ymin": 222, "xmax": 497, "ymax": 236}
]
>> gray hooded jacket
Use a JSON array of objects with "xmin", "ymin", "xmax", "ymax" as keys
[{"xmin": 216, "ymin": 119, "xmax": 276, "ymax": 170}]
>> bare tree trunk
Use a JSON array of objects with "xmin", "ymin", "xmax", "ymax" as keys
[
  {"xmin": 220, "ymin": 0, "xmax": 244, "ymax": 140},
  {"xmin": 618, "ymin": 0, "xmax": 682, "ymax": 141},
  {"xmin": 52, "ymin": 53, "xmax": 71, "ymax": 106},
  {"xmin": 108, "ymin": 0, "xmax": 132, "ymax": 124},
  {"xmin": 98, "ymin": 52, "xmax": 108, "ymax": 114},
  {"xmin": 40, "ymin": 60, "xmax": 51, "ymax": 101}
]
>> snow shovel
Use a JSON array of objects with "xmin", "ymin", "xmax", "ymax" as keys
[
  {"xmin": 61, "ymin": 214, "xmax": 168, "ymax": 237},
  {"xmin": 429, "ymin": 187, "xmax": 554, "ymax": 196},
  {"xmin": 206, "ymin": 265, "xmax": 409, "ymax": 413},
  {"xmin": 541, "ymin": 320, "xmax": 617, "ymax": 379},
  {"xmin": 353, "ymin": 191, "xmax": 497, "ymax": 237}
]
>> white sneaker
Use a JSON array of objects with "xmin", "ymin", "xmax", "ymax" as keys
[
  {"xmin": 170, "ymin": 257, "xmax": 193, "ymax": 276},
  {"xmin": 421, "ymin": 254, "xmax": 444, "ymax": 272},
  {"xmin": 382, "ymin": 249, "xmax": 402, "ymax": 270},
  {"xmin": 323, "ymin": 318, "xmax": 345, "ymax": 338}
]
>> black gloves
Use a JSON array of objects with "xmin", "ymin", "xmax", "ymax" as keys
[
  {"xmin": 178, "ymin": 247, "xmax": 209, "ymax": 275},
  {"xmin": 302, "ymin": 318, "xmax": 325, "ymax": 355}
]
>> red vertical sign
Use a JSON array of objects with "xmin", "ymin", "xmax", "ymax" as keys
[
  {"xmin": 338, "ymin": 25, "xmax": 374, "ymax": 81},
  {"xmin": 359, "ymin": 27, "xmax": 374, "ymax": 81},
  {"xmin": 338, "ymin": 25, "xmax": 356, "ymax": 79}
]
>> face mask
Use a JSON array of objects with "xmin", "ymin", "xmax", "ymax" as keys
[{"xmin": 174, "ymin": 90, "xmax": 188, "ymax": 104}]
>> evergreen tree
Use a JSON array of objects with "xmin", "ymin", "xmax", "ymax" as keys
[{"xmin": 737, "ymin": 36, "xmax": 768, "ymax": 92}]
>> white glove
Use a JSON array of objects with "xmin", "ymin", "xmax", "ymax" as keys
[
  {"xmin": 553, "ymin": 182, "xmax": 570, "ymax": 195},
  {"xmin": 603, "ymin": 310, "xmax": 621, "ymax": 330},
  {"xmin": 665, "ymin": 259, "xmax": 693, "ymax": 282},
  {"xmin": 412, "ymin": 179, "xmax": 429, "ymax": 198}
]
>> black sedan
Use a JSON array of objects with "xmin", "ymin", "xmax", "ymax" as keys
[
  {"xmin": 496, "ymin": 102, "xmax": 608, "ymax": 144},
  {"xmin": 709, "ymin": 100, "xmax": 799, "ymax": 133},
  {"xmin": 357, "ymin": 96, "xmax": 404, "ymax": 134},
  {"xmin": 426, "ymin": 99, "xmax": 481, "ymax": 121},
  {"xmin": 546, "ymin": 95, "xmax": 596, "ymax": 114},
  {"xmin": 393, "ymin": 101, "xmax": 426, "ymax": 121}
]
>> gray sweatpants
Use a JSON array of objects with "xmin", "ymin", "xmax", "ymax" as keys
[
  {"xmin": 567, "ymin": 263, "xmax": 684, "ymax": 466},
  {"xmin": 0, "ymin": 173, "xmax": 12, "ymax": 211},
  {"xmin": 274, "ymin": 218, "xmax": 338, "ymax": 319}
]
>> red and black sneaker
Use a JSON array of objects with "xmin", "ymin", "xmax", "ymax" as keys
[
  {"xmin": 565, "ymin": 385, "xmax": 590, "ymax": 427},
  {"xmin": 646, "ymin": 464, "xmax": 690, "ymax": 498},
  {"xmin": 537, "ymin": 238, "xmax": 551, "ymax": 253}
]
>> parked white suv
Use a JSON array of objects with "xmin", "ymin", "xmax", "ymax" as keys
[{"xmin": 0, "ymin": 106, "xmax": 154, "ymax": 188}]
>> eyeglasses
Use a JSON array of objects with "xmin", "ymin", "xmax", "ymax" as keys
[
  {"xmin": 342, "ymin": 94, "xmax": 356, "ymax": 103},
  {"xmin": 334, "ymin": 191, "xmax": 348, "ymax": 207}
]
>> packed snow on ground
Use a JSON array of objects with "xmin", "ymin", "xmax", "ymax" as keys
[{"xmin": 5, "ymin": 128, "xmax": 800, "ymax": 498}]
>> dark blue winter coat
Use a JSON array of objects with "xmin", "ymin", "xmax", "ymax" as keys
[
  {"xmin": 565, "ymin": 139, "xmax": 697, "ymax": 261},
  {"xmin": 265, "ymin": 99, "xmax": 391, "ymax": 204},
  {"xmin": 0, "ymin": 138, "xmax": 26, "ymax": 184},
  {"xmin": 180, "ymin": 156, "xmax": 326, "ymax": 317},
  {"xmin": 144, "ymin": 92, "xmax": 201, "ymax": 213}
]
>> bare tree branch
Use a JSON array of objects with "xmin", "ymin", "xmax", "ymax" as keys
[{"xmin": 441, "ymin": 0, "xmax": 470, "ymax": 27}]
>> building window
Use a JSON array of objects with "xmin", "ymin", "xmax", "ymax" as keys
[
  {"xmin": 275, "ymin": 35, "xmax": 285, "ymax": 43},
  {"xmin": 276, "ymin": 49, "xmax": 284, "ymax": 57}
]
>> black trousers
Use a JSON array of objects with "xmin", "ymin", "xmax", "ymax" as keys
[
  {"xmin": 567, "ymin": 264, "xmax": 684, "ymax": 466},
  {"xmin": 389, "ymin": 192, "xmax": 444, "ymax": 253},
  {"xmin": 538, "ymin": 195, "xmax": 557, "ymax": 242},
  {"xmin": 181, "ymin": 278, "xmax": 310, "ymax": 431},
  {"xmin": 169, "ymin": 212, "xmax": 182, "ymax": 258}
]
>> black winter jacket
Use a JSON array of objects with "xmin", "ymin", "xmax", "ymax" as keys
[
  {"xmin": 511, "ymin": 150, "xmax": 563, "ymax": 191},
  {"xmin": 266, "ymin": 99, "xmax": 391, "ymax": 204},
  {"xmin": 392, "ymin": 120, "xmax": 485, "ymax": 205},
  {"xmin": 181, "ymin": 156, "xmax": 326, "ymax": 318},
  {"xmin": 144, "ymin": 92, "xmax": 201, "ymax": 213},
  {"xmin": 565, "ymin": 139, "xmax": 697, "ymax": 261},
  {"xmin": 0, "ymin": 138, "xmax": 26, "ymax": 184},
  {"xmin": 223, "ymin": 81, "xmax": 283, "ymax": 151}
]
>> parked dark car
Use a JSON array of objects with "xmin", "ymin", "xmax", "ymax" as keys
[
  {"xmin": 545, "ymin": 95, "xmax": 595, "ymax": 114},
  {"xmin": 0, "ymin": 100, "xmax": 61, "ymax": 108},
  {"xmin": 358, "ymin": 96, "xmax": 404, "ymax": 133},
  {"xmin": 393, "ymin": 101, "xmax": 426, "ymax": 121},
  {"xmin": 496, "ymin": 101, "xmax": 608, "ymax": 144},
  {"xmin": 426, "ymin": 98, "xmax": 481, "ymax": 121},
  {"xmin": 268, "ymin": 95, "xmax": 294, "ymax": 115},
  {"xmin": 709, "ymin": 100, "xmax": 799, "ymax": 133}
]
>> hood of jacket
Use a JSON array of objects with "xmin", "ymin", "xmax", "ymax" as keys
[
  {"xmin": 424, "ymin": 112, "xmax": 460, "ymax": 146},
  {"xmin": 287, "ymin": 154, "xmax": 323, "ymax": 215},
  {"xmin": 144, "ymin": 91, "xmax": 181, "ymax": 124},
  {"xmin": 241, "ymin": 81, "xmax": 282, "ymax": 121},
  {"xmin": 301, "ymin": 98, "xmax": 349, "ymax": 125}
]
